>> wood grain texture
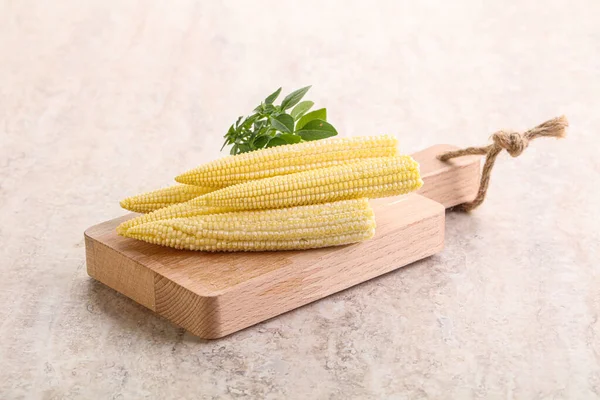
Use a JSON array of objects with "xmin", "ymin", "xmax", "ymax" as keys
[
  {"xmin": 84, "ymin": 145, "xmax": 481, "ymax": 338},
  {"xmin": 415, "ymin": 144, "xmax": 481, "ymax": 208},
  {"xmin": 85, "ymin": 219, "xmax": 156, "ymax": 311}
]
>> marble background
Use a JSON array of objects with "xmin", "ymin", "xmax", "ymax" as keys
[{"xmin": 1, "ymin": 0, "xmax": 599, "ymax": 398}]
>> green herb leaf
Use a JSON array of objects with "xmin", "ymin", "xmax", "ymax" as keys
[
  {"xmin": 296, "ymin": 108, "xmax": 327, "ymax": 130},
  {"xmin": 237, "ymin": 143, "xmax": 251, "ymax": 153},
  {"xmin": 270, "ymin": 114, "xmax": 294, "ymax": 133},
  {"xmin": 280, "ymin": 86, "xmax": 311, "ymax": 111},
  {"xmin": 265, "ymin": 137, "xmax": 288, "ymax": 148},
  {"xmin": 265, "ymin": 87, "xmax": 282, "ymax": 104},
  {"xmin": 291, "ymin": 101, "xmax": 314, "ymax": 120},
  {"xmin": 296, "ymin": 119, "xmax": 338, "ymax": 141},
  {"xmin": 279, "ymin": 133, "xmax": 302, "ymax": 144},
  {"xmin": 222, "ymin": 86, "xmax": 337, "ymax": 154},
  {"xmin": 234, "ymin": 116, "xmax": 244, "ymax": 131},
  {"xmin": 253, "ymin": 135, "xmax": 271, "ymax": 149},
  {"xmin": 221, "ymin": 124, "xmax": 236, "ymax": 150}
]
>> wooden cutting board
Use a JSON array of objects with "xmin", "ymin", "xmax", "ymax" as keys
[{"xmin": 85, "ymin": 145, "xmax": 480, "ymax": 339}]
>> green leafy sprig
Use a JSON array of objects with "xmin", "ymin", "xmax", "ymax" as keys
[{"xmin": 222, "ymin": 86, "xmax": 338, "ymax": 155}]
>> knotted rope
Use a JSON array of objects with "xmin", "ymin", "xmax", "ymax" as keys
[{"xmin": 438, "ymin": 115, "xmax": 568, "ymax": 211}]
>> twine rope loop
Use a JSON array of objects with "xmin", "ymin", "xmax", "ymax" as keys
[{"xmin": 437, "ymin": 116, "xmax": 568, "ymax": 212}]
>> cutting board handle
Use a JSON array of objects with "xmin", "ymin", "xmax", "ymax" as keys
[{"xmin": 411, "ymin": 144, "xmax": 481, "ymax": 209}]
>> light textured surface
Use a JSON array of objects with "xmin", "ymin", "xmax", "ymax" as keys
[{"xmin": 1, "ymin": 1, "xmax": 599, "ymax": 398}]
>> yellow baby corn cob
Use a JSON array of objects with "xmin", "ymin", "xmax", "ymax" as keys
[
  {"xmin": 123, "ymin": 199, "xmax": 376, "ymax": 252},
  {"xmin": 116, "ymin": 204, "xmax": 232, "ymax": 235},
  {"xmin": 119, "ymin": 184, "xmax": 216, "ymax": 213},
  {"xmin": 175, "ymin": 135, "xmax": 399, "ymax": 187},
  {"xmin": 191, "ymin": 155, "xmax": 421, "ymax": 209},
  {"xmin": 116, "ymin": 156, "xmax": 421, "ymax": 235}
]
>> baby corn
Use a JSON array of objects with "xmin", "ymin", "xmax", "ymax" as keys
[
  {"xmin": 123, "ymin": 199, "xmax": 376, "ymax": 252},
  {"xmin": 117, "ymin": 156, "xmax": 422, "ymax": 234},
  {"xmin": 120, "ymin": 184, "xmax": 216, "ymax": 213},
  {"xmin": 191, "ymin": 155, "xmax": 421, "ymax": 210},
  {"xmin": 175, "ymin": 135, "xmax": 398, "ymax": 187}
]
